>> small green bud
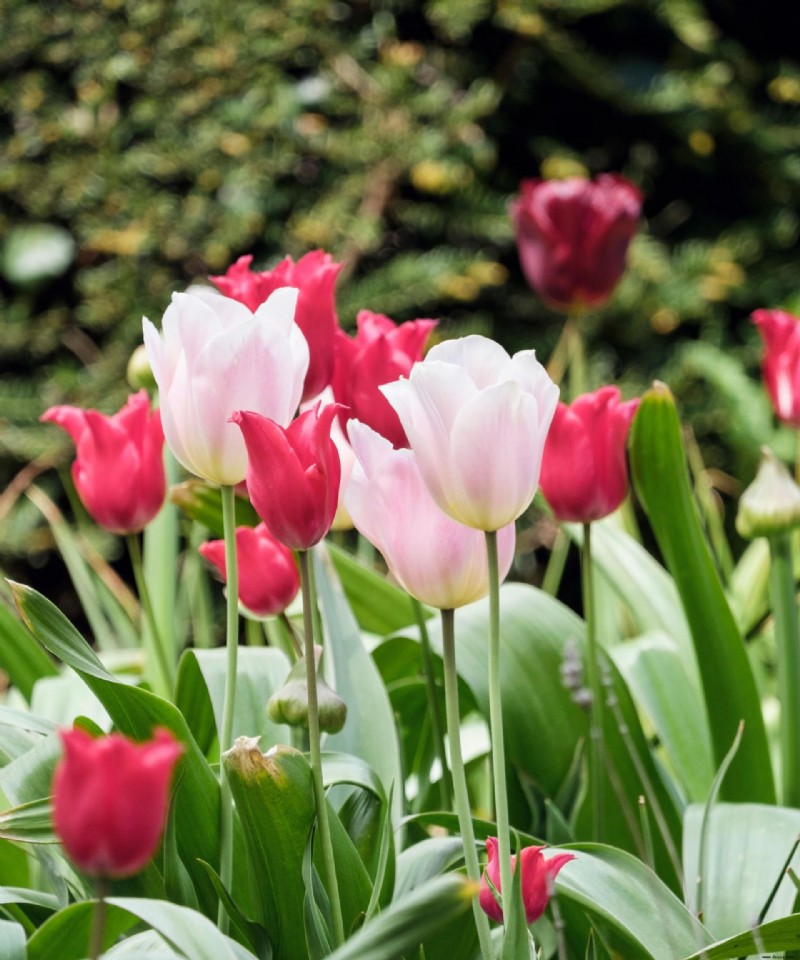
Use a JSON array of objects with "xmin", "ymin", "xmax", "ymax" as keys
[
  {"xmin": 736, "ymin": 447, "xmax": 800, "ymax": 540},
  {"xmin": 267, "ymin": 646, "xmax": 347, "ymax": 734},
  {"xmin": 127, "ymin": 344, "xmax": 157, "ymax": 390}
]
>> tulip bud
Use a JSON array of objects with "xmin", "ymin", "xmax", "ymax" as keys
[
  {"xmin": 126, "ymin": 344, "xmax": 157, "ymax": 391},
  {"xmin": 53, "ymin": 727, "xmax": 183, "ymax": 879},
  {"xmin": 752, "ymin": 309, "xmax": 800, "ymax": 427},
  {"xmin": 736, "ymin": 447, "xmax": 800, "ymax": 540},
  {"xmin": 479, "ymin": 836, "xmax": 574, "ymax": 925},
  {"xmin": 267, "ymin": 646, "xmax": 347, "ymax": 733}
]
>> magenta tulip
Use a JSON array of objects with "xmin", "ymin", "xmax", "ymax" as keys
[
  {"xmin": 511, "ymin": 175, "xmax": 642, "ymax": 312},
  {"xmin": 232, "ymin": 404, "xmax": 342, "ymax": 550},
  {"xmin": 753, "ymin": 309, "xmax": 800, "ymax": 427},
  {"xmin": 41, "ymin": 390, "xmax": 166, "ymax": 534},
  {"xmin": 211, "ymin": 251, "xmax": 342, "ymax": 401},
  {"xmin": 332, "ymin": 310, "xmax": 437, "ymax": 448},
  {"xmin": 539, "ymin": 386, "xmax": 640, "ymax": 523},
  {"xmin": 346, "ymin": 421, "xmax": 515, "ymax": 608},
  {"xmin": 199, "ymin": 523, "xmax": 300, "ymax": 617},
  {"xmin": 382, "ymin": 336, "xmax": 559, "ymax": 531},
  {"xmin": 53, "ymin": 727, "xmax": 183, "ymax": 879},
  {"xmin": 479, "ymin": 836, "xmax": 574, "ymax": 925}
]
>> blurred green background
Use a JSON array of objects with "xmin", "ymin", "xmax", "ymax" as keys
[{"xmin": 2, "ymin": 0, "xmax": 799, "ymax": 590}]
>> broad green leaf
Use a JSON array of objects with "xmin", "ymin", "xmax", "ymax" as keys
[
  {"xmin": 611, "ymin": 632, "xmax": 713, "ymax": 802},
  {"xmin": 0, "ymin": 919, "xmax": 26, "ymax": 960},
  {"xmin": 314, "ymin": 546, "xmax": 403, "ymax": 825},
  {"xmin": 683, "ymin": 802, "xmax": 800, "ymax": 939},
  {"xmin": 26, "ymin": 902, "xmax": 138, "ymax": 960},
  {"xmin": 630, "ymin": 384, "xmax": 775, "ymax": 804},
  {"xmin": 0, "ymin": 797, "xmax": 56, "ymax": 843},
  {"xmin": 324, "ymin": 874, "xmax": 476, "ymax": 960},
  {"xmin": 0, "ymin": 708, "xmax": 55, "ymax": 738},
  {"xmin": 0, "ymin": 598, "xmax": 58, "ymax": 701},
  {"xmin": 0, "ymin": 887, "xmax": 58, "ymax": 910},
  {"xmin": 680, "ymin": 913, "xmax": 800, "ymax": 959},
  {"xmin": 30, "ymin": 674, "xmax": 111, "ymax": 731},
  {"xmin": 326, "ymin": 543, "xmax": 418, "ymax": 635},
  {"xmin": 0, "ymin": 733, "xmax": 61, "ymax": 806},
  {"xmin": 10, "ymin": 584, "xmax": 221, "ymax": 918}
]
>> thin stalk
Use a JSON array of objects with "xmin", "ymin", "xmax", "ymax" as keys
[
  {"xmin": 768, "ymin": 533, "xmax": 800, "ymax": 806},
  {"xmin": 298, "ymin": 549, "xmax": 345, "ymax": 948},
  {"xmin": 542, "ymin": 526, "xmax": 569, "ymax": 597},
  {"xmin": 412, "ymin": 597, "xmax": 451, "ymax": 809},
  {"xmin": 581, "ymin": 522, "xmax": 605, "ymax": 841},
  {"xmin": 127, "ymin": 534, "xmax": 173, "ymax": 696},
  {"xmin": 566, "ymin": 316, "xmax": 587, "ymax": 401},
  {"xmin": 441, "ymin": 608, "xmax": 494, "ymax": 960},
  {"xmin": 217, "ymin": 484, "xmax": 240, "ymax": 932},
  {"xmin": 485, "ymin": 530, "xmax": 513, "ymax": 931},
  {"xmin": 245, "ymin": 616, "xmax": 264, "ymax": 646},
  {"xmin": 89, "ymin": 879, "xmax": 108, "ymax": 960}
]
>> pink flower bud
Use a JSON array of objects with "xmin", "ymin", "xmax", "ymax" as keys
[
  {"xmin": 232, "ymin": 404, "xmax": 342, "ymax": 550},
  {"xmin": 479, "ymin": 836, "xmax": 574, "ymax": 925},
  {"xmin": 332, "ymin": 310, "xmax": 437, "ymax": 448},
  {"xmin": 53, "ymin": 727, "xmax": 183, "ymax": 879},
  {"xmin": 41, "ymin": 390, "xmax": 166, "ymax": 534},
  {"xmin": 752, "ymin": 309, "xmax": 800, "ymax": 427},
  {"xmin": 539, "ymin": 386, "xmax": 640, "ymax": 523},
  {"xmin": 199, "ymin": 523, "xmax": 300, "ymax": 617},
  {"xmin": 211, "ymin": 251, "xmax": 343, "ymax": 401},
  {"xmin": 511, "ymin": 175, "xmax": 642, "ymax": 312}
]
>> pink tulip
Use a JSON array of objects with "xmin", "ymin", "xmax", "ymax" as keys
[
  {"xmin": 211, "ymin": 251, "xmax": 342, "ymax": 401},
  {"xmin": 199, "ymin": 523, "xmax": 300, "ymax": 617},
  {"xmin": 539, "ymin": 386, "xmax": 640, "ymax": 523},
  {"xmin": 752, "ymin": 309, "xmax": 800, "ymax": 427},
  {"xmin": 232, "ymin": 404, "xmax": 342, "ymax": 550},
  {"xmin": 346, "ymin": 421, "xmax": 515, "ymax": 608},
  {"xmin": 41, "ymin": 390, "xmax": 165, "ymax": 534},
  {"xmin": 301, "ymin": 387, "xmax": 355, "ymax": 531},
  {"xmin": 479, "ymin": 836, "xmax": 574, "ymax": 925},
  {"xmin": 53, "ymin": 727, "xmax": 183, "ymax": 879},
  {"xmin": 331, "ymin": 310, "xmax": 437, "ymax": 448},
  {"xmin": 143, "ymin": 288, "xmax": 308, "ymax": 485},
  {"xmin": 511, "ymin": 175, "xmax": 642, "ymax": 312},
  {"xmin": 382, "ymin": 336, "xmax": 559, "ymax": 531}
]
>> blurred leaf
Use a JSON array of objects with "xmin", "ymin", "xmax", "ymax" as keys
[
  {"xmin": 0, "ymin": 598, "xmax": 58, "ymax": 700},
  {"xmin": 680, "ymin": 914, "xmax": 800, "ymax": 959},
  {"xmin": 0, "ymin": 225, "xmax": 75, "ymax": 286},
  {"xmin": 0, "ymin": 919, "xmax": 26, "ymax": 960},
  {"xmin": 0, "ymin": 796, "xmax": 56, "ymax": 843}
]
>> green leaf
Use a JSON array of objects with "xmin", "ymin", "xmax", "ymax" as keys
[
  {"xmin": 0, "ymin": 797, "xmax": 56, "ymax": 843},
  {"xmin": 679, "ymin": 913, "xmax": 800, "ymax": 959},
  {"xmin": 0, "ymin": 918, "xmax": 26, "ymax": 960},
  {"xmin": 611, "ymin": 632, "xmax": 713, "ymax": 802},
  {"xmin": 0, "ymin": 598, "xmax": 58, "ymax": 701},
  {"xmin": 683, "ymin": 803, "xmax": 800, "ymax": 939},
  {"xmin": 629, "ymin": 384, "xmax": 775, "ymax": 804},
  {"xmin": 10, "ymin": 583, "xmax": 221, "ymax": 918},
  {"xmin": 324, "ymin": 874, "xmax": 476, "ymax": 960},
  {"xmin": 326, "ymin": 543, "xmax": 418, "ymax": 635},
  {"xmin": 313, "ymin": 546, "xmax": 403, "ymax": 825}
]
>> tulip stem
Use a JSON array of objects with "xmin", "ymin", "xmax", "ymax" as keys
[
  {"xmin": 298, "ymin": 549, "xmax": 345, "ymax": 948},
  {"xmin": 218, "ymin": 484, "xmax": 240, "ymax": 932},
  {"xmin": 768, "ymin": 532, "xmax": 800, "ymax": 806},
  {"xmin": 485, "ymin": 529, "xmax": 513, "ymax": 935},
  {"xmin": 127, "ymin": 534, "xmax": 173, "ymax": 696},
  {"xmin": 441, "ymin": 607, "xmax": 495, "ymax": 960},
  {"xmin": 566, "ymin": 318, "xmax": 587, "ymax": 401},
  {"xmin": 412, "ymin": 598, "xmax": 452, "ymax": 810},
  {"xmin": 89, "ymin": 879, "xmax": 108, "ymax": 960},
  {"xmin": 581, "ymin": 522, "xmax": 605, "ymax": 840}
]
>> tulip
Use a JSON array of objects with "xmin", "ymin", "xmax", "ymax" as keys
[
  {"xmin": 539, "ymin": 386, "xmax": 640, "ymax": 523},
  {"xmin": 301, "ymin": 387, "xmax": 355, "ymax": 531},
  {"xmin": 331, "ymin": 310, "xmax": 437, "ymax": 447},
  {"xmin": 41, "ymin": 390, "xmax": 165, "ymax": 534},
  {"xmin": 346, "ymin": 421, "xmax": 515, "ymax": 608},
  {"xmin": 143, "ymin": 288, "xmax": 308, "ymax": 486},
  {"xmin": 211, "ymin": 251, "xmax": 342, "ymax": 401},
  {"xmin": 199, "ymin": 523, "xmax": 300, "ymax": 618},
  {"xmin": 511, "ymin": 175, "xmax": 642, "ymax": 312},
  {"xmin": 232, "ymin": 403, "xmax": 342, "ymax": 550},
  {"xmin": 752, "ymin": 309, "xmax": 800, "ymax": 427},
  {"xmin": 53, "ymin": 727, "xmax": 183, "ymax": 879},
  {"xmin": 382, "ymin": 335, "xmax": 559, "ymax": 531},
  {"xmin": 479, "ymin": 837, "xmax": 574, "ymax": 925}
]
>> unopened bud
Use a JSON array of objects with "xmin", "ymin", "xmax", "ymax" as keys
[
  {"xmin": 127, "ymin": 344, "xmax": 157, "ymax": 390},
  {"xmin": 267, "ymin": 646, "xmax": 347, "ymax": 733},
  {"xmin": 736, "ymin": 447, "xmax": 800, "ymax": 540}
]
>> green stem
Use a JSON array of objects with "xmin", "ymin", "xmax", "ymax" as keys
[
  {"xmin": 298, "ymin": 549, "xmax": 345, "ymax": 948},
  {"xmin": 768, "ymin": 533, "xmax": 800, "ymax": 807},
  {"xmin": 541, "ymin": 526, "xmax": 569, "ymax": 597},
  {"xmin": 412, "ymin": 597, "xmax": 452, "ymax": 810},
  {"xmin": 217, "ymin": 484, "xmax": 240, "ymax": 932},
  {"xmin": 89, "ymin": 879, "xmax": 108, "ymax": 960},
  {"xmin": 485, "ymin": 530, "xmax": 513, "ymax": 931},
  {"xmin": 441, "ymin": 608, "xmax": 495, "ymax": 960},
  {"xmin": 581, "ymin": 522, "xmax": 605, "ymax": 841},
  {"xmin": 127, "ymin": 534, "xmax": 173, "ymax": 696},
  {"xmin": 566, "ymin": 316, "xmax": 587, "ymax": 401}
]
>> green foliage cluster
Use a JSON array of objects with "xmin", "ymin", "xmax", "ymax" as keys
[{"xmin": 1, "ymin": 0, "xmax": 799, "ymax": 564}]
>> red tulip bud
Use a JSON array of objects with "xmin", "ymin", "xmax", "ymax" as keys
[{"xmin": 479, "ymin": 836, "xmax": 574, "ymax": 924}]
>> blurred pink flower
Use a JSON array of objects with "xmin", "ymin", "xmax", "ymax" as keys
[
  {"xmin": 753, "ymin": 309, "xmax": 800, "ymax": 426},
  {"xmin": 479, "ymin": 836, "xmax": 574, "ymax": 924}
]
